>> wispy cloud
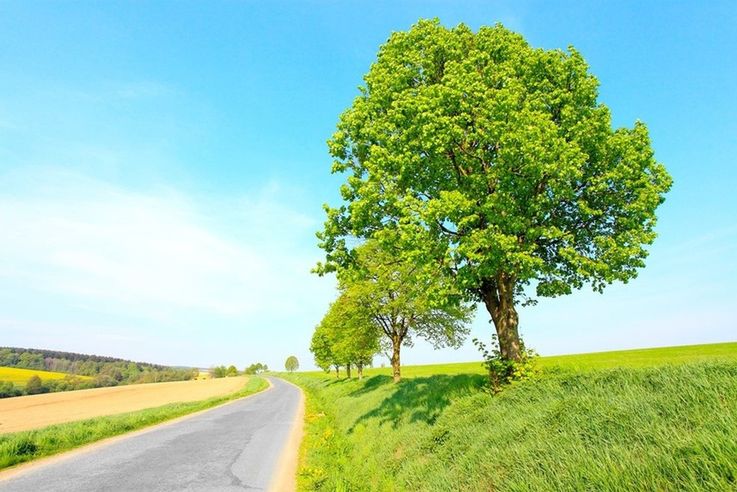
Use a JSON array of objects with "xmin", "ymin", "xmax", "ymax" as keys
[{"xmin": 0, "ymin": 168, "xmax": 331, "ymax": 341}]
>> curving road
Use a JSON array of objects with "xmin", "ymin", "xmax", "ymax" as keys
[{"xmin": 0, "ymin": 377, "xmax": 302, "ymax": 492}]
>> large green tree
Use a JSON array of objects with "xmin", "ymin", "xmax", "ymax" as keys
[{"xmin": 319, "ymin": 20, "xmax": 672, "ymax": 361}]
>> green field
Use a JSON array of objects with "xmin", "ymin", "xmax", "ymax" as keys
[
  {"xmin": 302, "ymin": 341, "xmax": 737, "ymax": 378},
  {"xmin": 285, "ymin": 341, "xmax": 737, "ymax": 491},
  {"xmin": 0, "ymin": 367, "xmax": 81, "ymax": 385}
]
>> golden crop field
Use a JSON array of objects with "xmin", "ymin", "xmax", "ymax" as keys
[
  {"xmin": 0, "ymin": 376, "xmax": 250, "ymax": 434},
  {"xmin": 0, "ymin": 366, "xmax": 78, "ymax": 385}
]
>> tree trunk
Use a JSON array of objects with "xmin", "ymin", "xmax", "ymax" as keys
[
  {"xmin": 334, "ymin": 365, "xmax": 340, "ymax": 378},
  {"xmin": 391, "ymin": 335, "xmax": 402, "ymax": 383},
  {"xmin": 480, "ymin": 274, "xmax": 522, "ymax": 362},
  {"xmin": 357, "ymin": 363, "xmax": 363, "ymax": 380},
  {"xmin": 346, "ymin": 363, "xmax": 352, "ymax": 379}
]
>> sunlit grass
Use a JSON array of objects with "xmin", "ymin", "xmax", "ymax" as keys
[
  {"xmin": 300, "ymin": 341, "xmax": 737, "ymax": 378},
  {"xmin": 286, "ymin": 342, "xmax": 737, "ymax": 491}
]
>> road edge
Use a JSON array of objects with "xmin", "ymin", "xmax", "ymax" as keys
[
  {"xmin": 269, "ymin": 377, "xmax": 306, "ymax": 492},
  {"xmin": 0, "ymin": 376, "xmax": 274, "ymax": 482}
]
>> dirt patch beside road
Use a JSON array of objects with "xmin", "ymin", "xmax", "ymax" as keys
[{"xmin": 0, "ymin": 376, "xmax": 249, "ymax": 434}]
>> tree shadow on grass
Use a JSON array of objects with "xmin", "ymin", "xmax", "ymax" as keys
[
  {"xmin": 349, "ymin": 373, "xmax": 486, "ymax": 431},
  {"xmin": 349, "ymin": 374, "xmax": 393, "ymax": 395}
]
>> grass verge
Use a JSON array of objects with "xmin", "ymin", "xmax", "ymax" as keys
[
  {"xmin": 0, "ymin": 376, "xmax": 269, "ymax": 470},
  {"xmin": 285, "ymin": 351, "xmax": 737, "ymax": 490},
  {"xmin": 299, "ymin": 341, "xmax": 737, "ymax": 379}
]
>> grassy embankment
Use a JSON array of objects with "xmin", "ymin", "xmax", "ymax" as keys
[
  {"xmin": 286, "ymin": 342, "xmax": 737, "ymax": 491},
  {"xmin": 0, "ymin": 376, "xmax": 268, "ymax": 470},
  {"xmin": 0, "ymin": 367, "xmax": 88, "ymax": 386}
]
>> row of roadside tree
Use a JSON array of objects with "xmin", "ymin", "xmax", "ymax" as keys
[{"xmin": 309, "ymin": 20, "xmax": 671, "ymax": 383}]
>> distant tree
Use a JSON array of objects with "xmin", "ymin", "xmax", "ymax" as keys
[
  {"xmin": 336, "ymin": 240, "xmax": 473, "ymax": 383},
  {"xmin": 100, "ymin": 365, "xmax": 124, "ymax": 382},
  {"xmin": 0, "ymin": 381, "xmax": 22, "ymax": 398},
  {"xmin": 310, "ymin": 323, "xmax": 340, "ymax": 377},
  {"xmin": 317, "ymin": 19, "xmax": 672, "ymax": 363},
  {"xmin": 226, "ymin": 365, "xmax": 239, "ymax": 377},
  {"xmin": 0, "ymin": 348, "xmax": 18, "ymax": 367},
  {"xmin": 244, "ymin": 363, "xmax": 268, "ymax": 375},
  {"xmin": 312, "ymin": 291, "xmax": 381, "ymax": 380},
  {"xmin": 123, "ymin": 362, "xmax": 141, "ymax": 381},
  {"xmin": 18, "ymin": 352, "xmax": 45, "ymax": 370},
  {"xmin": 285, "ymin": 356, "xmax": 299, "ymax": 373},
  {"xmin": 0, "ymin": 347, "xmax": 195, "ymax": 389},
  {"xmin": 93, "ymin": 374, "xmax": 118, "ymax": 387},
  {"xmin": 211, "ymin": 366, "xmax": 228, "ymax": 378},
  {"xmin": 25, "ymin": 375, "xmax": 46, "ymax": 395}
]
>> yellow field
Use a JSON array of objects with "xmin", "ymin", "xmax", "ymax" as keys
[
  {"xmin": 0, "ymin": 366, "xmax": 78, "ymax": 385},
  {"xmin": 0, "ymin": 376, "xmax": 250, "ymax": 434},
  {"xmin": 196, "ymin": 370, "xmax": 213, "ymax": 380}
]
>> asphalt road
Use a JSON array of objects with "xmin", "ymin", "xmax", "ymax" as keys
[{"xmin": 0, "ymin": 377, "xmax": 302, "ymax": 492}]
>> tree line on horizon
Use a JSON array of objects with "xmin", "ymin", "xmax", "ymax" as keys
[
  {"xmin": 0, "ymin": 347, "xmax": 198, "ymax": 398},
  {"xmin": 310, "ymin": 20, "xmax": 671, "ymax": 384}
]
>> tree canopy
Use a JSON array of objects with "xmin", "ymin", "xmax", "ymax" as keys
[
  {"xmin": 310, "ymin": 289, "xmax": 381, "ymax": 379},
  {"xmin": 310, "ymin": 325, "xmax": 336, "ymax": 374},
  {"xmin": 318, "ymin": 19, "xmax": 672, "ymax": 361},
  {"xmin": 285, "ymin": 355, "xmax": 299, "ymax": 373},
  {"xmin": 244, "ymin": 362, "xmax": 268, "ymax": 375},
  {"xmin": 336, "ymin": 240, "xmax": 474, "ymax": 382}
]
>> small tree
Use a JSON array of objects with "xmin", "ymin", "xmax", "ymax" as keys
[
  {"xmin": 0, "ymin": 381, "xmax": 22, "ymax": 398},
  {"xmin": 318, "ymin": 20, "xmax": 672, "ymax": 362},
  {"xmin": 312, "ymin": 291, "xmax": 381, "ymax": 380},
  {"xmin": 332, "ymin": 299, "xmax": 380, "ymax": 381},
  {"xmin": 226, "ymin": 365, "xmax": 238, "ymax": 377},
  {"xmin": 310, "ymin": 325, "xmax": 339, "ymax": 376},
  {"xmin": 26, "ymin": 375, "xmax": 45, "ymax": 395},
  {"xmin": 337, "ymin": 240, "xmax": 473, "ymax": 383},
  {"xmin": 285, "ymin": 356, "xmax": 299, "ymax": 373},
  {"xmin": 244, "ymin": 363, "xmax": 267, "ymax": 375}
]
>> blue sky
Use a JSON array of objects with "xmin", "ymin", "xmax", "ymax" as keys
[{"xmin": 1, "ymin": 1, "xmax": 735, "ymax": 370}]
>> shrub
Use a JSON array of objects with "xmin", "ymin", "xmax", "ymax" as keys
[
  {"xmin": 0, "ymin": 381, "xmax": 22, "ymax": 398},
  {"xmin": 473, "ymin": 335, "xmax": 538, "ymax": 393},
  {"xmin": 25, "ymin": 375, "xmax": 47, "ymax": 395}
]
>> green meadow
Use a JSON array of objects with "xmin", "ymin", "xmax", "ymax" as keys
[
  {"xmin": 302, "ymin": 342, "xmax": 737, "ymax": 379},
  {"xmin": 286, "ymin": 342, "xmax": 737, "ymax": 491}
]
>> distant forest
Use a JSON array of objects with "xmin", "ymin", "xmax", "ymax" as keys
[{"xmin": 0, "ymin": 347, "xmax": 197, "ymax": 397}]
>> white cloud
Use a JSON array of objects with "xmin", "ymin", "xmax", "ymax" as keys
[{"xmin": 0, "ymin": 168, "xmax": 329, "ymax": 324}]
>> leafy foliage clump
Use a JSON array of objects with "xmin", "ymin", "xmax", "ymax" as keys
[
  {"xmin": 211, "ymin": 365, "xmax": 240, "ymax": 378},
  {"xmin": 285, "ymin": 356, "xmax": 300, "ymax": 373},
  {"xmin": 244, "ymin": 362, "xmax": 268, "ymax": 375},
  {"xmin": 473, "ymin": 335, "xmax": 538, "ymax": 393}
]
